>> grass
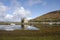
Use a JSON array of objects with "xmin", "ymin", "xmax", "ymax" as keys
[
  {"xmin": 0, "ymin": 35, "xmax": 60, "ymax": 40},
  {"xmin": 0, "ymin": 30, "xmax": 60, "ymax": 40}
]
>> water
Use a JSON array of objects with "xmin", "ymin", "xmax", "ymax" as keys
[{"xmin": 0, "ymin": 25, "xmax": 39, "ymax": 31}]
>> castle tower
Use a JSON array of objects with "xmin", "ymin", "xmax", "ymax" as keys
[{"xmin": 21, "ymin": 18, "xmax": 28, "ymax": 30}]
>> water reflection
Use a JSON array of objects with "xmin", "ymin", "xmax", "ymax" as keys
[
  {"xmin": 0, "ymin": 25, "xmax": 39, "ymax": 31},
  {"xmin": 23, "ymin": 25, "xmax": 39, "ymax": 30}
]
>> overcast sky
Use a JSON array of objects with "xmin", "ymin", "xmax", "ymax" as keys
[{"xmin": 0, "ymin": 0, "xmax": 60, "ymax": 22}]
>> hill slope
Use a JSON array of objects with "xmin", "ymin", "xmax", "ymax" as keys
[{"xmin": 30, "ymin": 10, "xmax": 60, "ymax": 22}]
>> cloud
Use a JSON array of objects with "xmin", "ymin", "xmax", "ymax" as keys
[
  {"xmin": 5, "ymin": 14, "xmax": 13, "ymax": 19},
  {"xmin": 23, "ymin": 0, "xmax": 47, "ymax": 6},
  {"xmin": 10, "ymin": 0, "xmax": 21, "ymax": 9},
  {"xmin": 4, "ymin": 14, "xmax": 14, "ymax": 22},
  {"xmin": 0, "ymin": 3, "xmax": 7, "ymax": 16},
  {"xmin": 7, "ymin": 0, "xmax": 31, "ymax": 22},
  {"xmin": 28, "ymin": 0, "xmax": 42, "ymax": 6},
  {"xmin": 42, "ymin": 2, "xmax": 47, "ymax": 6},
  {"xmin": 13, "ymin": 7, "xmax": 31, "ymax": 18},
  {"xmin": 0, "ymin": 0, "xmax": 31, "ymax": 22},
  {"xmin": 26, "ymin": 17, "xmax": 33, "ymax": 20},
  {"xmin": 0, "ymin": 2, "xmax": 9, "ymax": 21},
  {"xmin": 4, "ymin": 7, "xmax": 31, "ymax": 22}
]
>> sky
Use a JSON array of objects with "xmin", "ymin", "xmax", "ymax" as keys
[{"xmin": 0, "ymin": 0, "xmax": 60, "ymax": 22}]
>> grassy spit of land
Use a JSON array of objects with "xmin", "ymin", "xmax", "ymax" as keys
[{"xmin": 0, "ymin": 22, "xmax": 21, "ymax": 25}]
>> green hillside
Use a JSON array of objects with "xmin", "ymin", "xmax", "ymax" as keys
[{"xmin": 30, "ymin": 10, "xmax": 60, "ymax": 22}]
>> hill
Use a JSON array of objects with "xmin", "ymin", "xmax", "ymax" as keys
[{"xmin": 30, "ymin": 10, "xmax": 60, "ymax": 22}]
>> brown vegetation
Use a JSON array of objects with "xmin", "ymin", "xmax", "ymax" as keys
[{"xmin": 30, "ymin": 10, "xmax": 60, "ymax": 22}]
